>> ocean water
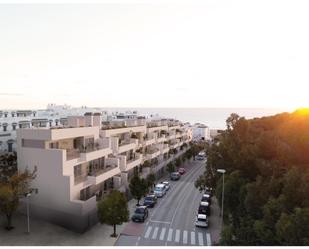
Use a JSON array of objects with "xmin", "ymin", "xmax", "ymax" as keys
[{"xmin": 104, "ymin": 108, "xmax": 293, "ymax": 129}]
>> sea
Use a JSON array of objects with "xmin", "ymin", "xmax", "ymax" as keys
[{"xmin": 103, "ymin": 108, "xmax": 293, "ymax": 130}]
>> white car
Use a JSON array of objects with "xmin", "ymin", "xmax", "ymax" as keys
[
  {"xmin": 195, "ymin": 214, "xmax": 209, "ymax": 228},
  {"xmin": 154, "ymin": 184, "xmax": 166, "ymax": 197},
  {"xmin": 162, "ymin": 181, "xmax": 170, "ymax": 191}
]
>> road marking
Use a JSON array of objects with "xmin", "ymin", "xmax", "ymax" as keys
[
  {"xmin": 149, "ymin": 219, "xmax": 171, "ymax": 224},
  {"xmin": 159, "ymin": 227, "xmax": 166, "ymax": 240},
  {"xmin": 198, "ymin": 232, "xmax": 204, "ymax": 246},
  {"xmin": 152, "ymin": 227, "xmax": 159, "ymax": 240},
  {"xmin": 183, "ymin": 230, "xmax": 188, "ymax": 244},
  {"xmin": 144, "ymin": 226, "xmax": 152, "ymax": 239},
  {"xmin": 190, "ymin": 231, "xmax": 195, "ymax": 245},
  {"xmin": 167, "ymin": 228, "xmax": 173, "ymax": 242},
  {"xmin": 206, "ymin": 233, "xmax": 211, "ymax": 246},
  {"xmin": 175, "ymin": 229, "xmax": 180, "ymax": 243}
]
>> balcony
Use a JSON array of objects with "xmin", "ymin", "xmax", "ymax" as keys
[
  {"xmin": 74, "ymin": 174, "xmax": 88, "ymax": 185},
  {"xmin": 161, "ymin": 144, "xmax": 169, "ymax": 154},
  {"xmin": 126, "ymin": 153, "xmax": 142, "ymax": 171},
  {"xmin": 144, "ymin": 137, "xmax": 156, "ymax": 146},
  {"xmin": 145, "ymin": 148, "xmax": 160, "ymax": 160},
  {"xmin": 80, "ymin": 146, "xmax": 112, "ymax": 162},
  {"xmin": 87, "ymin": 164, "xmax": 121, "ymax": 185},
  {"xmin": 156, "ymin": 135, "xmax": 167, "ymax": 143},
  {"xmin": 118, "ymin": 139, "xmax": 138, "ymax": 154},
  {"xmin": 66, "ymin": 144, "xmax": 112, "ymax": 162}
]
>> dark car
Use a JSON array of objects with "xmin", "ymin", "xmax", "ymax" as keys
[
  {"xmin": 132, "ymin": 206, "xmax": 149, "ymax": 222},
  {"xmin": 143, "ymin": 195, "xmax": 157, "ymax": 208},
  {"xmin": 178, "ymin": 167, "xmax": 186, "ymax": 175},
  {"xmin": 170, "ymin": 172, "xmax": 181, "ymax": 181},
  {"xmin": 198, "ymin": 201, "xmax": 211, "ymax": 216},
  {"xmin": 201, "ymin": 193, "xmax": 211, "ymax": 205}
]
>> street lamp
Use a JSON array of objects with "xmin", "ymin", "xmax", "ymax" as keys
[
  {"xmin": 25, "ymin": 193, "xmax": 31, "ymax": 234},
  {"xmin": 24, "ymin": 188, "xmax": 38, "ymax": 234},
  {"xmin": 217, "ymin": 169, "xmax": 226, "ymax": 229}
]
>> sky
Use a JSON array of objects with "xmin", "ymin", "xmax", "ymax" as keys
[{"xmin": 0, "ymin": 0, "xmax": 308, "ymax": 109}]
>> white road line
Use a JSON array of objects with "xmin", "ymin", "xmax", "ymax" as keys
[
  {"xmin": 183, "ymin": 230, "xmax": 188, "ymax": 244},
  {"xmin": 144, "ymin": 226, "xmax": 152, "ymax": 239},
  {"xmin": 167, "ymin": 228, "xmax": 173, "ymax": 242},
  {"xmin": 198, "ymin": 232, "xmax": 204, "ymax": 246},
  {"xmin": 159, "ymin": 227, "xmax": 166, "ymax": 240},
  {"xmin": 190, "ymin": 231, "xmax": 195, "ymax": 245},
  {"xmin": 152, "ymin": 227, "xmax": 159, "ymax": 240},
  {"xmin": 206, "ymin": 233, "xmax": 211, "ymax": 246},
  {"xmin": 149, "ymin": 220, "xmax": 171, "ymax": 224},
  {"xmin": 175, "ymin": 229, "xmax": 180, "ymax": 243}
]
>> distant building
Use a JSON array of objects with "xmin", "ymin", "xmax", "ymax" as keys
[{"xmin": 191, "ymin": 123, "xmax": 211, "ymax": 141}]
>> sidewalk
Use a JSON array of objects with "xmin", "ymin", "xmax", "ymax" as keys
[{"xmin": 0, "ymin": 197, "xmax": 138, "ymax": 246}]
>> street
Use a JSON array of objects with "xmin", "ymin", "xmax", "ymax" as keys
[{"xmin": 115, "ymin": 159, "xmax": 221, "ymax": 246}]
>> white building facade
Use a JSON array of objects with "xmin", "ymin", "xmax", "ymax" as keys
[{"xmin": 17, "ymin": 113, "xmax": 192, "ymax": 232}]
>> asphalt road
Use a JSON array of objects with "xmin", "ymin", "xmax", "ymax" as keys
[{"xmin": 115, "ymin": 159, "xmax": 221, "ymax": 246}]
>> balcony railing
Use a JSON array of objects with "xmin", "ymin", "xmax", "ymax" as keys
[
  {"xmin": 88, "ymin": 164, "xmax": 118, "ymax": 177},
  {"xmin": 74, "ymin": 174, "xmax": 88, "ymax": 185}
]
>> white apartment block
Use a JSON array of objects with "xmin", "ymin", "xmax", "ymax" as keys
[
  {"xmin": 17, "ymin": 113, "xmax": 192, "ymax": 232},
  {"xmin": 0, "ymin": 105, "xmax": 108, "ymax": 153},
  {"xmin": 190, "ymin": 123, "xmax": 211, "ymax": 141}
]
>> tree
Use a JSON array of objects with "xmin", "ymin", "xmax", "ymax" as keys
[
  {"xmin": 97, "ymin": 190, "xmax": 129, "ymax": 237},
  {"xmin": 175, "ymin": 157, "xmax": 182, "ymax": 168},
  {"xmin": 129, "ymin": 172, "xmax": 148, "ymax": 205},
  {"xmin": 0, "ymin": 167, "xmax": 36, "ymax": 230},
  {"xmin": 166, "ymin": 162, "xmax": 175, "ymax": 174},
  {"xmin": 146, "ymin": 173, "xmax": 156, "ymax": 190}
]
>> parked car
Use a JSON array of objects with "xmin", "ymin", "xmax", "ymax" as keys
[
  {"xmin": 170, "ymin": 172, "xmax": 181, "ymax": 181},
  {"xmin": 162, "ymin": 181, "xmax": 170, "ymax": 191},
  {"xmin": 131, "ymin": 206, "xmax": 149, "ymax": 222},
  {"xmin": 178, "ymin": 167, "xmax": 186, "ymax": 175},
  {"xmin": 198, "ymin": 201, "xmax": 211, "ymax": 216},
  {"xmin": 195, "ymin": 214, "xmax": 209, "ymax": 228},
  {"xmin": 196, "ymin": 152, "xmax": 206, "ymax": 160},
  {"xmin": 154, "ymin": 183, "xmax": 167, "ymax": 197},
  {"xmin": 204, "ymin": 187, "xmax": 213, "ymax": 197},
  {"xmin": 201, "ymin": 193, "xmax": 211, "ymax": 205},
  {"xmin": 143, "ymin": 194, "xmax": 157, "ymax": 208}
]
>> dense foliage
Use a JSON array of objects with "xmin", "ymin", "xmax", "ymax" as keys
[
  {"xmin": 200, "ymin": 110, "xmax": 309, "ymax": 245},
  {"xmin": 97, "ymin": 190, "xmax": 129, "ymax": 237},
  {"xmin": 129, "ymin": 172, "xmax": 148, "ymax": 205}
]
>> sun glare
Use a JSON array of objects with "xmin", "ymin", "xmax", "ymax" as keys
[{"xmin": 294, "ymin": 108, "xmax": 309, "ymax": 116}]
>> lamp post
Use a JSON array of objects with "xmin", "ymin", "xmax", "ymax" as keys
[
  {"xmin": 217, "ymin": 169, "xmax": 226, "ymax": 230},
  {"xmin": 25, "ymin": 193, "xmax": 31, "ymax": 234},
  {"xmin": 24, "ymin": 188, "xmax": 38, "ymax": 234}
]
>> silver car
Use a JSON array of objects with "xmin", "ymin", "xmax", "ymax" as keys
[{"xmin": 195, "ymin": 214, "xmax": 209, "ymax": 228}]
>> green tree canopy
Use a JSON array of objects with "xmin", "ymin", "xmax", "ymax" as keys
[
  {"xmin": 129, "ymin": 173, "xmax": 148, "ymax": 205},
  {"xmin": 198, "ymin": 111, "xmax": 309, "ymax": 245},
  {"xmin": 97, "ymin": 190, "xmax": 129, "ymax": 237}
]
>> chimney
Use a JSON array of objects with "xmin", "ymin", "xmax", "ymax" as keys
[{"xmin": 84, "ymin": 112, "xmax": 93, "ymax": 127}]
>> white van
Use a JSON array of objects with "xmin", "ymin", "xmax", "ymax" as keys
[{"xmin": 154, "ymin": 183, "xmax": 166, "ymax": 197}]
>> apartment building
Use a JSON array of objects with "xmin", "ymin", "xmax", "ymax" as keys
[
  {"xmin": 17, "ymin": 113, "xmax": 192, "ymax": 232},
  {"xmin": 0, "ymin": 105, "xmax": 107, "ymax": 153},
  {"xmin": 191, "ymin": 123, "xmax": 211, "ymax": 141}
]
